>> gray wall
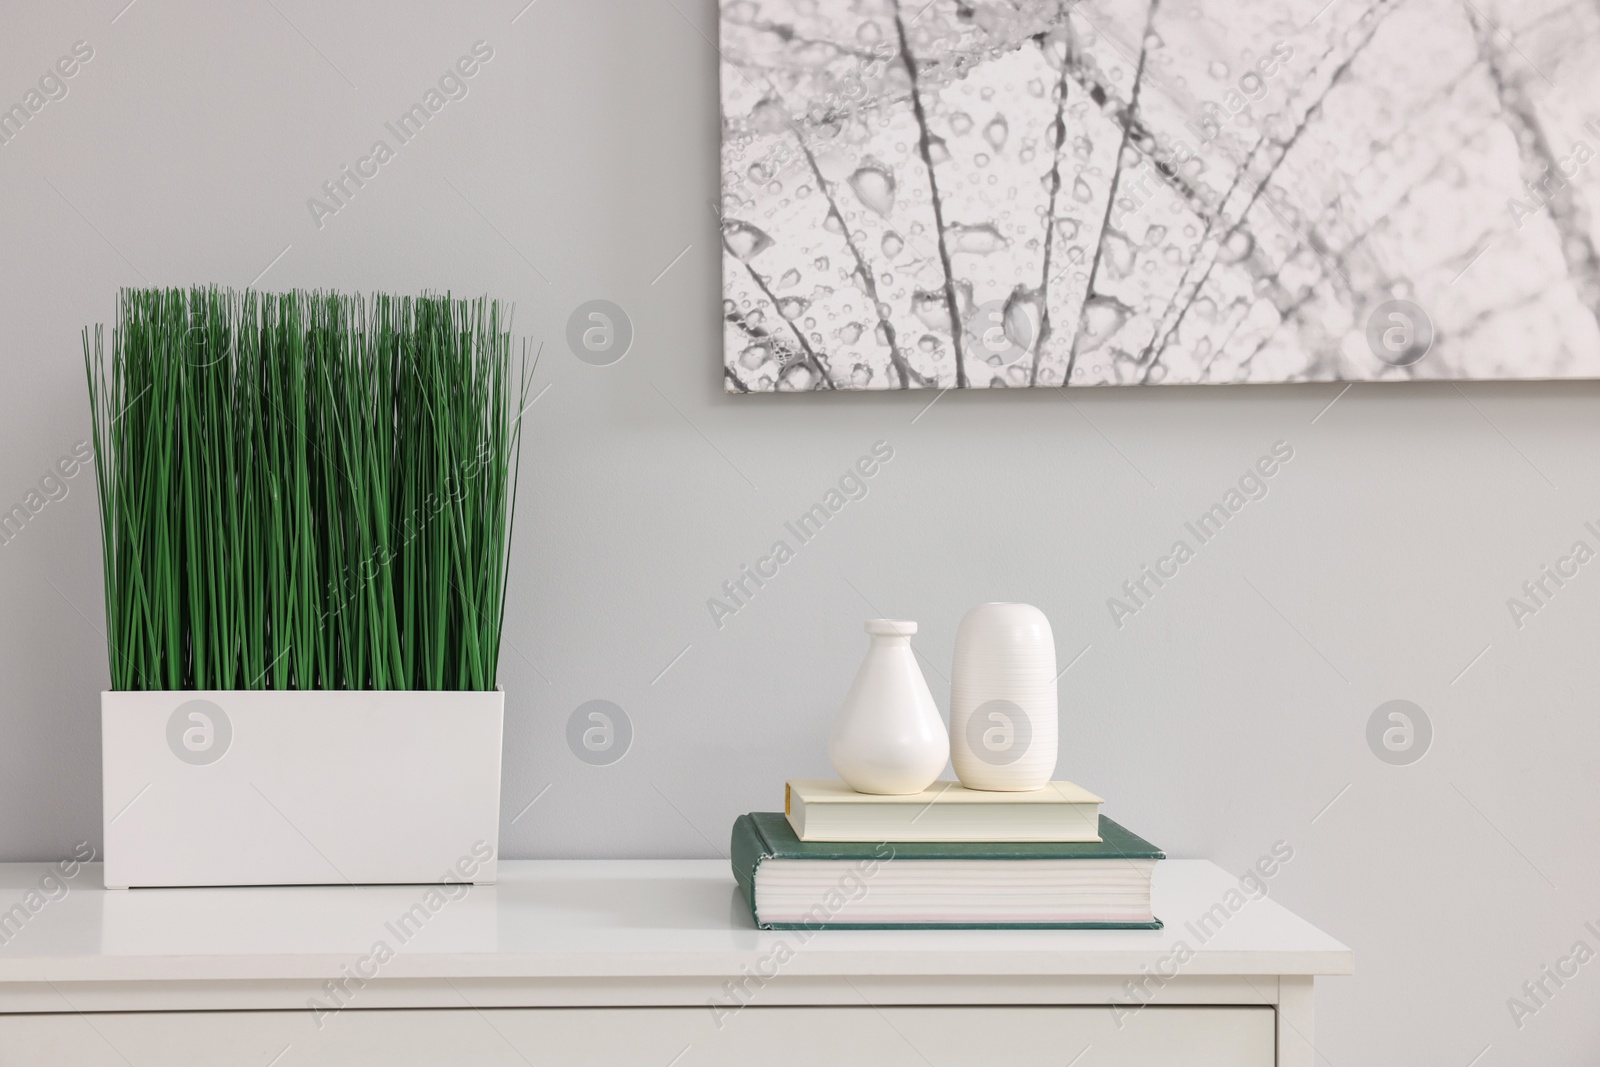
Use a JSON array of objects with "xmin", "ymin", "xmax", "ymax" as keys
[{"xmin": 2, "ymin": 1, "xmax": 1597, "ymax": 1062}]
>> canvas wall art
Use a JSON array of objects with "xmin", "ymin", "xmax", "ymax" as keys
[{"xmin": 717, "ymin": 0, "xmax": 1600, "ymax": 390}]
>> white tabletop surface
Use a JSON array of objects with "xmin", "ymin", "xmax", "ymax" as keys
[{"xmin": 0, "ymin": 859, "xmax": 1351, "ymax": 983}]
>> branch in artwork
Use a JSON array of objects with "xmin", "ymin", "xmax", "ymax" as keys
[{"xmin": 894, "ymin": 0, "xmax": 968, "ymax": 389}]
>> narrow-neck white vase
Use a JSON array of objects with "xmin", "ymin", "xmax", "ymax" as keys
[{"xmin": 829, "ymin": 619, "xmax": 950, "ymax": 795}]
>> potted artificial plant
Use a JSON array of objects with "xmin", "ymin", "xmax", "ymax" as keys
[{"xmin": 85, "ymin": 287, "xmax": 529, "ymax": 888}]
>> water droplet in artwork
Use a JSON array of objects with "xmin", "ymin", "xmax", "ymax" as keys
[
  {"xmin": 749, "ymin": 98, "xmax": 789, "ymax": 134},
  {"xmin": 1101, "ymin": 230, "xmax": 1136, "ymax": 278},
  {"xmin": 983, "ymin": 115, "xmax": 1009, "ymax": 150},
  {"xmin": 848, "ymin": 164, "xmax": 896, "ymax": 216},
  {"xmin": 913, "ymin": 289, "xmax": 953, "ymax": 332},
  {"xmin": 1218, "ymin": 230, "xmax": 1254, "ymax": 263},
  {"xmin": 722, "ymin": 220, "xmax": 774, "ymax": 260},
  {"xmin": 946, "ymin": 223, "xmax": 1008, "ymax": 255},
  {"xmin": 1077, "ymin": 296, "xmax": 1132, "ymax": 352},
  {"xmin": 779, "ymin": 363, "xmax": 816, "ymax": 390}
]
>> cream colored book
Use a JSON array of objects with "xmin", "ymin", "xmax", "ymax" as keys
[{"xmin": 784, "ymin": 779, "xmax": 1104, "ymax": 842}]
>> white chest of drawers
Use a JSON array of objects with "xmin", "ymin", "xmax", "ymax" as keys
[{"xmin": 0, "ymin": 859, "xmax": 1349, "ymax": 1066}]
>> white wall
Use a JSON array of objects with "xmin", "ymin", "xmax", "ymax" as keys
[{"xmin": 2, "ymin": 1, "xmax": 1598, "ymax": 1062}]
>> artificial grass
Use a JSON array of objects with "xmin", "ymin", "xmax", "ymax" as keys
[{"xmin": 84, "ymin": 287, "xmax": 530, "ymax": 692}]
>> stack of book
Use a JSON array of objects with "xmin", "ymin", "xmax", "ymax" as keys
[{"xmin": 731, "ymin": 779, "xmax": 1163, "ymax": 930}]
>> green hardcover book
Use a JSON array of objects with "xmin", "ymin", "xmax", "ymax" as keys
[{"xmin": 731, "ymin": 812, "xmax": 1164, "ymax": 931}]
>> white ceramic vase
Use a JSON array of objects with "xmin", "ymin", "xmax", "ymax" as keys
[
  {"xmin": 949, "ymin": 603, "xmax": 1058, "ymax": 791},
  {"xmin": 829, "ymin": 619, "xmax": 949, "ymax": 795}
]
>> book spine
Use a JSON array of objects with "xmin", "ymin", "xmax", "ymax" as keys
[
  {"xmin": 761, "ymin": 919, "xmax": 1165, "ymax": 931},
  {"xmin": 728, "ymin": 813, "xmax": 768, "ymax": 927}
]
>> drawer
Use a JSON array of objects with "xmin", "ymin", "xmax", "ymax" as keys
[{"xmin": 0, "ymin": 1006, "xmax": 1274, "ymax": 1066}]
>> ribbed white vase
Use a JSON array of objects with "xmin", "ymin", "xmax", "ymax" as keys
[
  {"xmin": 829, "ymin": 620, "xmax": 949, "ymax": 795},
  {"xmin": 949, "ymin": 603, "xmax": 1058, "ymax": 790}
]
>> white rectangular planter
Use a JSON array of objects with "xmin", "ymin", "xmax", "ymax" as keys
[{"xmin": 102, "ymin": 689, "xmax": 503, "ymax": 889}]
